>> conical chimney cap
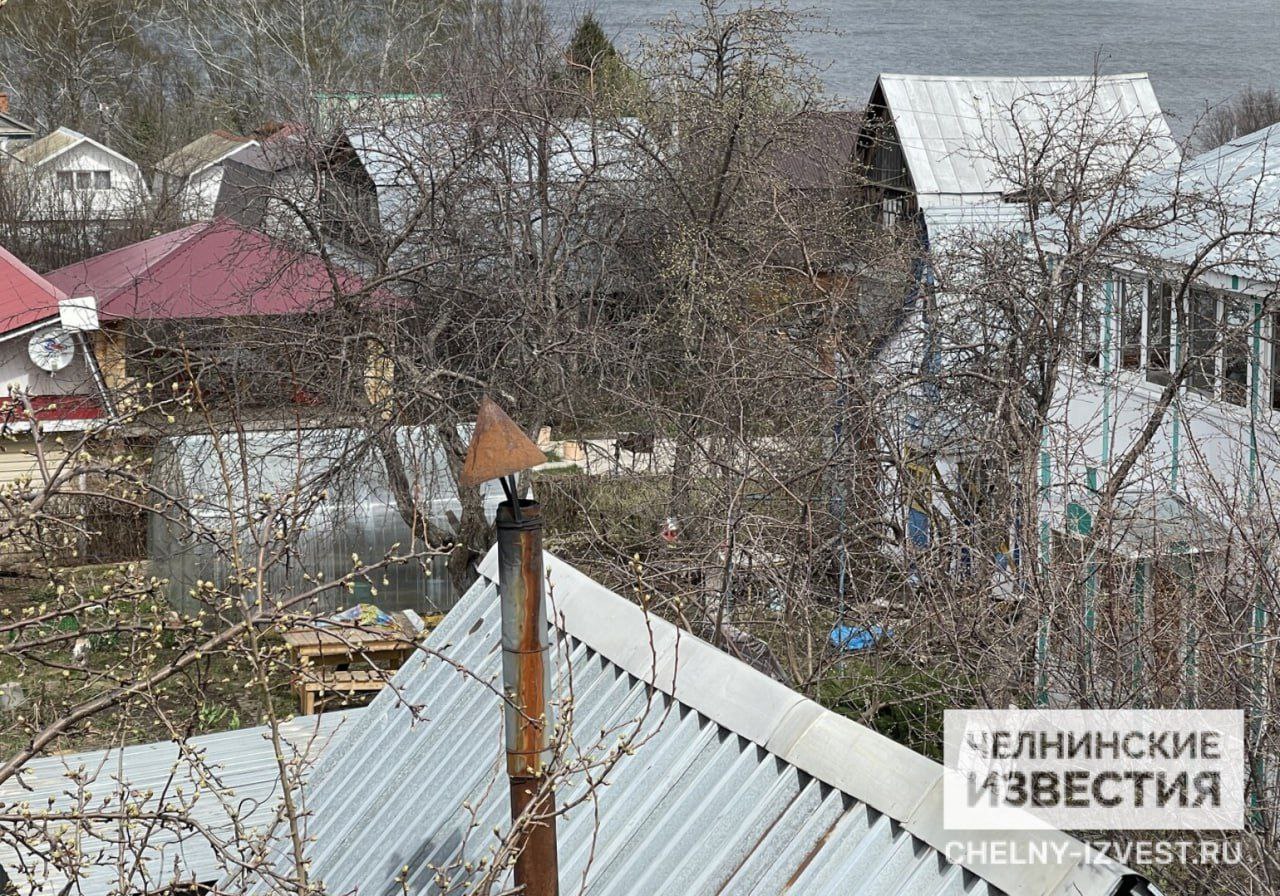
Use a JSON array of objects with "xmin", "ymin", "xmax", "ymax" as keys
[{"xmin": 458, "ymin": 397, "xmax": 547, "ymax": 486}]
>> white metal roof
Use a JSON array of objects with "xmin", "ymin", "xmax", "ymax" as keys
[
  {"xmin": 1124, "ymin": 122, "xmax": 1280, "ymax": 281},
  {"xmin": 962, "ymin": 122, "xmax": 1280, "ymax": 286},
  {"xmin": 874, "ymin": 74, "xmax": 1177, "ymax": 208},
  {"xmin": 0, "ymin": 711, "xmax": 357, "ymax": 894},
  {"xmin": 229, "ymin": 549, "xmax": 1153, "ymax": 896}
]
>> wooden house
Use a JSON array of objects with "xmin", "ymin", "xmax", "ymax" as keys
[
  {"xmin": 6, "ymin": 127, "xmax": 149, "ymax": 221},
  {"xmin": 153, "ymin": 131, "xmax": 258, "ymax": 222},
  {"xmin": 856, "ymin": 73, "xmax": 1176, "ymax": 228}
]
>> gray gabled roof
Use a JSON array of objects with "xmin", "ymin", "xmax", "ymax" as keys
[
  {"xmin": 8, "ymin": 126, "xmax": 141, "ymax": 173},
  {"xmin": 0, "ymin": 711, "xmax": 357, "ymax": 894},
  {"xmin": 0, "ymin": 110, "xmax": 35, "ymax": 138},
  {"xmin": 156, "ymin": 131, "xmax": 256, "ymax": 178},
  {"xmin": 230, "ymin": 549, "xmax": 1152, "ymax": 896},
  {"xmin": 9, "ymin": 127, "xmax": 82, "ymax": 166},
  {"xmin": 873, "ymin": 73, "xmax": 1177, "ymax": 208}
]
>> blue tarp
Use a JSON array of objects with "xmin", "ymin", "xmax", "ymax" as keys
[{"xmin": 830, "ymin": 624, "xmax": 893, "ymax": 651}]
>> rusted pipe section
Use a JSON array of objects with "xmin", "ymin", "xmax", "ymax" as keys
[{"xmin": 496, "ymin": 498, "xmax": 558, "ymax": 896}]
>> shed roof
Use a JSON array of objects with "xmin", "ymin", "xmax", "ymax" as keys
[
  {"xmin": 156, "ymin": 131, "xmax": 256, "ymax": 178},
  {"xmin": 231, "ymin": 549, "xmax": 1154, "ymax": 896},
  {"xmin": 0, "ymin": 243, "xmax": 67, "ymax": 335},
  {"xmin": 871, "ymin": 74, "xmax": 1177, "ymax": 208},
  {"xmin": 0, "ymin": 711, "xmax": 356, "ymax": 894},
  {"xmin": 46, "ymin": 220, "xmax": 367, "ymax": 320}
]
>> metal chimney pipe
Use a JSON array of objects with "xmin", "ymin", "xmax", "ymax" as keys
[{"xmin": 495, "ymin": 497, "xmax": 559, "ymax": 896}]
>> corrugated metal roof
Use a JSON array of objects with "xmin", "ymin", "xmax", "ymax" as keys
[
  {"xmin": 46, "ymin": 220, "xmax": 371, "ymax": 320},
  {"xmin": 0, "ymin": 243, "xmax": 66, "ymax": 335},
  {"xmin": 1124, "ymin": 122, "xmax": 1280, "ymax": 279},
  {"xmin": 0, "ymin": 710, "xmax": 358, "ymax": 893},
  {"xmin": 156, "ymin": 131, "xmax": 256, "ymax": 178},
  {"xmin": 875, "ymin": 74, "xmax": 1177, "ymax": 208},
  {"xmin": 948, "ymin": 123, "xmax": 1280, "ymax": 284},
  {"xmin": 229, "ymin": 550, "xmax": 1151, "ymax": 896}
]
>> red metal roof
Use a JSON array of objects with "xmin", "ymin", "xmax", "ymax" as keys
[
  {"xmin": 47, "ymin": 221, "xmax": 366, "ymax": 321},
  {"xmin": 0, "ymin": 244, "xmax": 67, "ymax": 335}
]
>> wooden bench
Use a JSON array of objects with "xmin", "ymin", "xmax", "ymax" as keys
[{"xmin": 294, "ymin": 668, "xmax": 389, "ymax": 715}]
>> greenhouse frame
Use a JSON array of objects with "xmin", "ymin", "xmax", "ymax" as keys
[{"xmin": 148, "ymin": 425, "xmax": 503, "ymax": 615}]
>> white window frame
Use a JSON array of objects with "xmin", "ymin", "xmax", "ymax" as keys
[
  {"xmin": 1109, "ymin": 274, "xmax": 1270, "ymax": 413},
  {"xmin": 57, "ymin": 169, "xmax": 113, "ymax": 192}
]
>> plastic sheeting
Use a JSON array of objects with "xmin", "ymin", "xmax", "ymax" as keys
[{"xmin": 148, "ymin": 425, "xmax": 503, "ymax": 614}]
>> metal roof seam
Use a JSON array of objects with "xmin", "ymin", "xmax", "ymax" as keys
[
  {"xmin": 213, "ymin": 553, "xmax": 1145, "ymax": 896},
  {"xmin": 484, "ymin": 551, "xmax": 1137, "ymax": 896},
  {"xmin": 514, "ymin": 552, "xmax": 944, "ymax": 806}
]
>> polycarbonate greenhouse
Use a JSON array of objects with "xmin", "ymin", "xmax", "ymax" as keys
[{"xmin": 148, "ymin": 425, "xmax": 503, "ymax": 615}]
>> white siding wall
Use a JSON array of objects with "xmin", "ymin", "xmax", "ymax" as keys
[
  {"xmin": 185, "ymin": 167, "xmax": 224, "ymax": 220},
  {"xmin": 1049, "ymin": 369, "xmax": 1280, "ymax": 519},
  {"xmin": 36, "ymin": 143, "xmax": 148, "ymax": 218},
  {"xmin": 154, "ymin": 166, "xmax": 226, "ymax": 222},
  {"xmin": 0, "ymin": 329, "xmax": 96, "ymax": 398}
]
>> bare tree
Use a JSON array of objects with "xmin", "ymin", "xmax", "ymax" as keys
[{"xmin": 1198, "ymin": 86, "xmax": 1280, "ymax": 152}]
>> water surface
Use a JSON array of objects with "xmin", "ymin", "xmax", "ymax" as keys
[{"xmin": 551, "ymin": 0, "xmax": 1280, "ymax": 139}]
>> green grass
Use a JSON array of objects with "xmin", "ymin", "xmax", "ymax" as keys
[{"xmin": 0, "ymin": 567, "xmax": 294, "ymax": 757}]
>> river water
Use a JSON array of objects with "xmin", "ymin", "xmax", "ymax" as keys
[{"xmin": 549, "ymin": 0, "xmax": 1279, "ymax": 140}]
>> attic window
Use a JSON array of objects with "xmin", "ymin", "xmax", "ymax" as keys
[{"xmin": 56, "ymin": 170, "xmax": 112, "ymax": 191}]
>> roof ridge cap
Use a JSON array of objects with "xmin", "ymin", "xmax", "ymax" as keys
[
  {"xmin": 879, "ymin": 72, "xmax": 1150, "ymax": 81},
  {"xmin": 474, "ymin": 548, "xmax": 1138, "ymax": 896}
]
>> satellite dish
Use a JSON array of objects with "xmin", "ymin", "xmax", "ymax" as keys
[{"xmin": 28, "ymin": 327, "xmax": 76, "ymax": 373}]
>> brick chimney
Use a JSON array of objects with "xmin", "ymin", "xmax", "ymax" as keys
[{"xmin": 0, "ymin": 94, "xmax": 10, "ymax": 115}]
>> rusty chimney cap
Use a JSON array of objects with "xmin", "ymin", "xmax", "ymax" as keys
[{"xmin": 458, "ymin": 397, "xmax": 547, "ymax": 486}]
